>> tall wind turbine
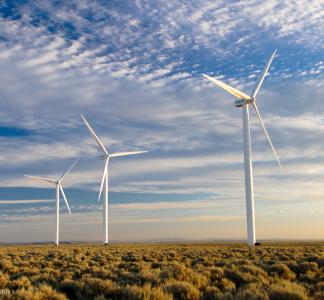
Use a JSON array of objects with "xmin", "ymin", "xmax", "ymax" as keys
[
  {"xmin": 81, "ymin": 114, "xmax": 147, "ymax": 245},
  {"xmin": 25, "ymin": 158, "xmax": 79, "ymax": 245},
  {"xmin": 203, "ymin": 50, "xmax": 282, "ymax": 246}
]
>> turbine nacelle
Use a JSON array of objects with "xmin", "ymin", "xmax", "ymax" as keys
[
  {"xmin": 24, "ymin": 157, "xmax": 79, "ymax": 219},
  {"xmin": 203, "ymin": 49, "xmax": 282, "ymax": 170},
  {"xmin": 234, "ymin": 98, "xmax": 254, "ymax": 107},
  {"xmin": 81, "ymin": 114, "xmax": 148, "ymax": 203},
  {"xmin": 101, "ymin": 154, "xmax": 109, "ymax": 161}
]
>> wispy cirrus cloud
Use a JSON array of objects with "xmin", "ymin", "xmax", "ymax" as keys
[{"xmin": 0, "ymin": 0, "xmax": 323, "ymax": 242}]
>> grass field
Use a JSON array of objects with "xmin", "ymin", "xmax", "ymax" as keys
[{"xmin": 0, "ymin": 243, "xmax": 323, "ymax": 299}]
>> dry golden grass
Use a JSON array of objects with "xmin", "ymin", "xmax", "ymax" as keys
[{"xmin": 0, "ymin": 243, "xmax": 323, "ymax": 299}]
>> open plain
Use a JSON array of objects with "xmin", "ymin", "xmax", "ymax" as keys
[{"xmin": 0, "ymin": 243, "xmax": 323, "ymax": 299}]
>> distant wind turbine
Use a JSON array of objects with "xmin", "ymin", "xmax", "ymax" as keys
[
  {"xmin": 25, "ymin": 158, "xmax": 79, "ymax": 245},
  {"xmin": 203, "ymin": 50, "xmax": 282, "ymax": 246},
  {"xmin": 81, "ymin": 114, "xmax": 148, "ymax": 245}
]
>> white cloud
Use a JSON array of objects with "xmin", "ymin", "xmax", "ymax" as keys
[
  {"xmin": 0, "ymin": 199, "xmax": 54, "ymax": 204},
  {"xmin": 0, "ymin": 0, "xmax": 323, "ymax": 241}
]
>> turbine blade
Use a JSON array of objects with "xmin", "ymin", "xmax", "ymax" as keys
[
  {"xmin": 98, "ymin": 159, "xmax": 109, "ymax": 202},
  {"xmin": 24, "ymin": 175, "xmax": 56, "ymax": 183},
  {"xmin": 251, "ymin": 102, "xmax": 282, "ymax": 170},
  {"xmin": 251, "ymin": 49, "xmax": 277, "ymax": 98},
  {"xmin": 59, "ymin": 183, "xmax": 71, "ymax": 214},
  {"xmin": 203, "ymin": 74, "xmax": 251, "ymax": 100},
  {"xmin": 59, "ymin": 157, "xmax": 80, "ymax": 182},
  {"xmin": 81, "ymin": 114, "xmax": 109, "ymax": 156},
  {"xmin": 110, "ymin": 150, "xmax": 148, "ymax": 157}
]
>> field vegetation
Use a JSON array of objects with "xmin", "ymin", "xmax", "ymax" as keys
[{"xmin": 0, "ymin": 243, "xmax": 323, "ymax": 299}]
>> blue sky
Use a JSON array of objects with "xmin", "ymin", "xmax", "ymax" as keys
[{"xmin": 0, "ymin": 0, "xmax": 323, "ymax": 243}]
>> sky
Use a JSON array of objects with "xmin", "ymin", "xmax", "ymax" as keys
[{"xmin": 0, "ymin": 0, "xmax": 323, "ymax": 243}]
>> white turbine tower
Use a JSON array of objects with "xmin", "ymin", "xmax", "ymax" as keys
[
  {"xmin": 81, "ymin": 114, "xmax": 147, "ymax": 245},
  {"xmin": 25, "ymin": 158, "xmax": 79, "ymax": 246},
  {"xmin": 203, "ymin": 50, "xmax": 282, "ymax": 246}
]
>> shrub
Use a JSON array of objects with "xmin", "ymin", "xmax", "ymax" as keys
[
  {"xmin": 224, "ymin": 268, "xmax": 253, "ymax": 287},
  {"xmin": 269, "ymin": 281, "xmax": 308, "ymax": 300},
  {"xmin": 299, "ymin": 270, "xmax": 316, "ymax": 283},
  {"xmin": 14, "ymin": 284, "xmax": 68, "ymax": 300},
  {"xmin": 160, "ymin": 262, "xmax": 207, "ymax": 289},
  {"xmin": 235, "ymin": 283, "xmax": 268, "ymax": 300},
  {"xmin": 59, "ymin": 279, "xmax": 82, "ymax": 299},
  {"xmin": 218, "ymin": 278, "xmax": 236, "ymax": 293},
  {"xmin": 8, "ymin": 276, "xmax": 31, "ymax": 290},
  {"xmin": 313, "ymin": 281, "xmax": 324, "ymax": 300},
  {"xmin": 151, "ymin": 262, "xmax": 162, "ymax": 269},
  {"xmin": 269, "ymin": 263, "xmax": 296, "ymax": 280},
  {"xmin": 209, "ymin": 267, "xmax": 224, "ymax": 282},
  {"xmin": 0, "ymin": 272, "xmax": 9, "ymax": 288},
  {"xmin": 83, "ymin": 278, "xmax": 121, "ymax": 298},
  {"xmin": 202, "ymin": 286, "xmax": 224, "ymax": 300},
  {"xmin": 163, "ymin": 280, "xmax": 200, "ymax": 300},
  {"xmin": 160, "ymin": 262, "xmax": 189, "ymax": 281},
  {"xmin": 0, "ymin": 288, "xmax": 11, "ymax": 300},
  {"xmin": 298, "ymin": 262, "xmax": 319, "ymax": 274},
  {"xmin": 137, "ymin": 265, "xmax": 158, "ymax": 285},
  {"xmin": 241, "ymin": 265, "xmax": 267, "ymax": 277},
  {"xmin": 0, "ymin": 258, "xmax": 12, "ymax": 270},
  {"xmin": 123, "ymin": 284, "xmax": 172, "ymax": 300}
]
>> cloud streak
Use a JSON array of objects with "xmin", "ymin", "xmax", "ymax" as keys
[
  {"xmin": 0, "ymin": 0, "xmax": 323, "ymax": 242},
  {"xmin": 0, "ymin": 199, "xmax": 54, "ymax": 204}
]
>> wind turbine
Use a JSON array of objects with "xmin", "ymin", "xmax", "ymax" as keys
[
  {"xmin": 81, "ymin": 114, "xmax": 147, "ymax": 245},
  {"xmin": 203, "ymin": 50, "xmax": 282, "ymax": 246},
  {"xmin": 25, "ymin": 158, "xmax": 79, "ymax": 246}
]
